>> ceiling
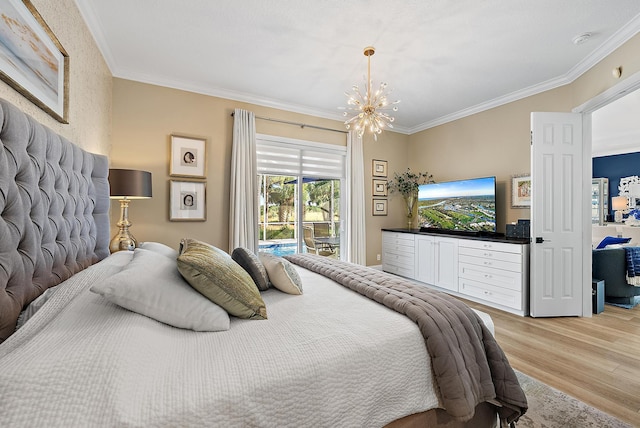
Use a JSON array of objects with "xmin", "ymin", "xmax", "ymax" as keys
[{"xmin": 74, "ymin": 0, "xmax": 640, "ymax": 135}]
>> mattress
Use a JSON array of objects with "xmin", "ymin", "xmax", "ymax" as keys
[{"xmin": 0, "ymin": 250, "xmax": 449, "ymax": 427}]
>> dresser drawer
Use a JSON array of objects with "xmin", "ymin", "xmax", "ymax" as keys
[
  {"xmin": 382, "ymin": 252, "xmax": 415, "ymax": 269},
  {"xmin": 458, "ymin": 239, "xmax": 523, "ymax": 255},
  {"xmin": 382, "ymin": 263, "xmax": 415, "ymax": 278},
  {"xmin": 459, "ymin": 278, "xmax": 522, "ymax": 310},
  {"xmin": 458, "ymin": 245, "xmax": 522, "ymax": 264},
  {"xmin": 458, "ymin": 262, "xmax": 522, "ymax": 292},
  {"xmin": 458, "ymin": 253, "xmax": 522, "ymax": 273},
  {"xmin": 383, "ymin": 232, "xmax": 415, "ymax": 246}
]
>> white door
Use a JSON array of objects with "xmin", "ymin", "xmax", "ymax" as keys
[{"xmin": 530, "ymin": 112, "xmax": 584, "ymax": 317}]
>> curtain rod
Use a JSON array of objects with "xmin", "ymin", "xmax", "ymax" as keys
[{"xmin": 230, "ymin": 112, "xmax": 347, "ymax": 134}]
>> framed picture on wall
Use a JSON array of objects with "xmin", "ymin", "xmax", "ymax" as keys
[
  {"xmin": 372, "ymin": 179, "xmax": 388, "ymax": 197},
  {"xmin": 0, "ymin": 0, "xmax": 69, "ymax": 123},
  {"xmin": 170, "ymin": 134, "xmax": 207, "ymax": 178},
  {"xmin": 372, "ymin": 159, "xmax": 388, "ymax": 177},
  {"xmin": 170, "ymin": 180, "xmax": 206, "ymax": 221},
  {"xmin": 372, "ymin": 198, "xmax": 388, "ymax": 216},
  {"xmin": 511, "ymin": 174, "xmax": 531, "ymax": 208}
]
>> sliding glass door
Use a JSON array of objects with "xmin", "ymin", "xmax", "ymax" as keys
[{"xmin": 258, "ymin": 174, "xmax": 341, "ymax": 258}]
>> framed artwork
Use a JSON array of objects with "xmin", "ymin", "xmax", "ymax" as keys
[
  {"xmin": 0, "ymin": 0, "xmax": 69, "ymax": 123},
  {"xmin": 372, "ymin": 179, "xmax": 388, "ymax": 197},
  {"xmin": 511, "ymin": 174, "xmax": 531, "ymax": 208},
  {"xmin": 170, "ymin": 180, "xmax": 206, "ymax": 221},
  {"xmin": 372, "ymin": 198, "xmax": 388, "ymax": 216},
  {"xmin": 170, "ymin": 134, "xmax": 206, "ymax": 178},
  {"xmin": 372, "ymin": 159, "xmax": 388, "ymax": 177}
]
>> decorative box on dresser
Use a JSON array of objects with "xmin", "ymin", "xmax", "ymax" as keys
[{"xmin": 382, "ymin": 229, "xmax": 530, "ymax": 316}]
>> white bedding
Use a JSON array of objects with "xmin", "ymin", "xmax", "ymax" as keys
[{"xmin": 0, "ymin": 251, "xmax": 443, "ymax": 427}]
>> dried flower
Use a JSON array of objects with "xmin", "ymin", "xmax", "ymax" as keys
[{"xmin": 387, "ymin": 169, "xmax": 434, "ymax": 197}]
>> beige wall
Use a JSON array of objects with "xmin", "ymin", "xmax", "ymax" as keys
[
  {"xmin": 0, "ymin": 0, "xmax": 112, "ymax": 155},
  {"xmin": 408, "ymin": 33, "xmax": 640, "ymax": 232},
  {"xmin": 111, "ymin": 78, "xmax": 409, "ymax": 265}
]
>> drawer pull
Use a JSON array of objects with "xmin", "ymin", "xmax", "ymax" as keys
[
  {"xmin": 483, "ymin": 252, "xmax": 493, "ymax": 257},
  {"xmin": 484, "ymin": 261, "xmax": 492, "ymax": 266},
  {"xmin": 484, "ymin": 274, "xmax": 493, "ymax": 279}
]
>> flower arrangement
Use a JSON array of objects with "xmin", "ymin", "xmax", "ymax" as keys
[
  {"xmin": 386, "ymin": 169, "xmax": 434, "ymax": 197},
  {"xmin": 387, "ymin": 169, "xmax": 434, "ymax": 228}
]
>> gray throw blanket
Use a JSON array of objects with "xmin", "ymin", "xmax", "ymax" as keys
[{"xmin": 285, "ymin": 253, "xmax": 527, "ymax": 426}]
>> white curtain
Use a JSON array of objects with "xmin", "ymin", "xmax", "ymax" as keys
[
  {"xmin": 345, "ymin": 131, "xmax": 366, "ymax": 264},
  {"xmin": 229, "ymin": 109, "xmax": 258, "ymax": 253}
]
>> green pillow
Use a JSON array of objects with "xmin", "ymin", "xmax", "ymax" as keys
[{"xmin": 177, "ymin": 238, "xmax": 267, "ymax": 320}]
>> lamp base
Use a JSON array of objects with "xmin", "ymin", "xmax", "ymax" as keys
[
  {"xmin": 614, "ymin": 210, "xmax": 623, "ymax": 223},
  {"xmin": 109, "ymin": 232, "xmax": 137, "ymax": 253},
  {"xmin": 110, "ymin": 198, "xmax": 138, "ymax": 253}
]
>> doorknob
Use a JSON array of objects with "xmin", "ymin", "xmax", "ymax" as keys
[{"xmin": 535, "ymin": 237, "xmax": 544, "ymax": 243}]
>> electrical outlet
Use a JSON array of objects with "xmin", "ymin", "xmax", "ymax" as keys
[{"xmin": 376, "ymin": 254, "xmax": 381, "ymax": 261}]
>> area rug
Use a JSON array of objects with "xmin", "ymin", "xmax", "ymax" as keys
[
  {"xmin": 515, "ymin": 370, "xmax": 633, "ymax": 427},
  {"xmin": 605, "ymin": 295, "xmax": 640, "ymax": 309}
]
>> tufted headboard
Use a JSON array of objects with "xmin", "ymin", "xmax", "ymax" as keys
[{"xmin": 0, "ymin": 98, "xmax": 110, "ymax": 343}]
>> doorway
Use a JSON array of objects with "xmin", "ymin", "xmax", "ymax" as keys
[{"xmin": 573, "ymin": 70, "xmax": 640, "ymax": 315}]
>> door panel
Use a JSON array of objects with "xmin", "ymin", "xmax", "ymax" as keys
[{"xmin": 530, "ymin": 112, "xmax": 583, "ymax": 317}]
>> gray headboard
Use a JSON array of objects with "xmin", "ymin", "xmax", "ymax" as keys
[{"xmin": 0, "ymin": 98, "xmax": 110, "ymax": 342}]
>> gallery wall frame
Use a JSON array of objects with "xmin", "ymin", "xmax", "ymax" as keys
[
  {"xmin": 170, "ymin": 134, "xmax": 207, "ymax": 178},
  {"xmin": 511, "ymin": 174, "xmax": 531, "ymax": 208},
  {"xmin": 372, "ymin": 198, "xmax": 388, "ymax": 216},
  {"xmin": 372, "ymin": 159, "xmax": 388, "ymax": 177},
  {"xmin": 0, "ymin": 0, "xmax": 69, "ymax": 123},
  {"xmin": 372, "ymin": 179, "xmax": 388, "ymax": 197},
  {"xmin": 169, "ymin": 180, "xmax": 206, "ymax": 221}
]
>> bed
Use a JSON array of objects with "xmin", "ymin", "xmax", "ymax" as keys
[{"xmin": 0, "ymin": 97, "xmax": 527, "ymax": 427}]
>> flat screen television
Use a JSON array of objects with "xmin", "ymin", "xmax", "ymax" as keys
[{"xmin": 417, "ymin": 176, "xmax": 496, "ymax": 234}]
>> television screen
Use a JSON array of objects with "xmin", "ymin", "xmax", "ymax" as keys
[{"xmin": 418, "ymin": 176, "xmax": 496, "ymax": 233}]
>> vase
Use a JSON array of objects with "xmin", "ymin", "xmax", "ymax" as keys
[{"xmin": 404, "ymin": 191, "xmax": 418, "ymax": 229}]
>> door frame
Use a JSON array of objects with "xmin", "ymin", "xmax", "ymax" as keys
[{"xmin": 573, "ymin": 70, "xmax": 640, "ymax": 316}]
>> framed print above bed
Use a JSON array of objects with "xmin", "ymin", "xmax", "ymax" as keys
[
  {"xmin": 170, "ymin": 134, "xmax": 207, "ymax": 178},
  {"xmin": 170, "ymin": 180, "xmax": 206, "ymax": 221},
  {"xmin": 0, "ymin": 0, "xmax": 69, "ymax": 123}
]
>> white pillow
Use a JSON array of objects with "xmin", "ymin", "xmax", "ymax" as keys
[
  {"xmin": 258, "ymin": 253, "xmax": 303, "ymax": 295},
  {"xmin": 138, "ymin": 241, "xmax": 178, "ymax": 259},
  {"xmin": 91, "ymin": 248, "xmax": 230, "ymax": 331}
]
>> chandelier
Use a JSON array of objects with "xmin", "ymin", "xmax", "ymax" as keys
[{"xmin": 342, "ymin": 46, "xmax": 400, "ymax": 140}]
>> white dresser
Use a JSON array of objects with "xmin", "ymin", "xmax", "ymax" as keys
[
  {"xmin": 382, "ymin": 230, "xmax": 529, "ymax": 316},
  {"xmin": 381, "ymin": 231, "xmax": 415, "ymax": 278}
]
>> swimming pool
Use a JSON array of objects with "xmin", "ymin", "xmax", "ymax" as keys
[{"xmin": 258, "ymin": 242, "xmax": 298, "ymax": 257}]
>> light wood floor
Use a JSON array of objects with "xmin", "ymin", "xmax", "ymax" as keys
[{"xmin": 461, "ymin": 299, "xmax": 640, "ymax": 427}]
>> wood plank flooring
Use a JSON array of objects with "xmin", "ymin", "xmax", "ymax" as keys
[{"xmin": 461, "ymin": 299, "xmax": 640, "ymax": 427}]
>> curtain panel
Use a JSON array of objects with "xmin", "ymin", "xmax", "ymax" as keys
[
  {"xmin": 229, "ymin": 109, "xmax": 258, "ymax": 253},
  {"xmin": 346, "ymin": 131, "xmax": 366, "ymax": 264}
]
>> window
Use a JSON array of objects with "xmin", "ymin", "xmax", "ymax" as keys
[{"xmin": 256, "ymin": 135, "xmax": 346, "ymax": 258}]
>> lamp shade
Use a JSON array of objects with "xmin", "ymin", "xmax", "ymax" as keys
[
  {"xmin": 612, "ymin": 196, "xmax": 628, "ymax": 211},
  {"xmin": 108, "ymin": 169, "xmax": 152, "ymax": 199}
]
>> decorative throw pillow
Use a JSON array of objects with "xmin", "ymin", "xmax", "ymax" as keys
[
  {"xmin": 177, "ymin": 238, "xmax": 267, "ymax": 320},
  {"xmin": 258, "ymin": 252, "xmax": 303, "ymax": 295},
  {"xmin": 90, "ymin": 248, "xmax": 230, "ymax": 331},
  {"xmin": 231, "ymin": 247, "xmax": 270, "ymax": 291},
  {"xmin": 138, "ymin": 241, "xmax": 179, "ymax": 259},
  {"xmin": 596, "ymin": 236, "xmax": 631, "ymax": 249}
]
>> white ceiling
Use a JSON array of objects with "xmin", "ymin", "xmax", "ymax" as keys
[{"xmin": 74, "ymin": 0, "xmax": 640, "ymax": 135}]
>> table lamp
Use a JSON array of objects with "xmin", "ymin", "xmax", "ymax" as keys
[
  {"xmin": 108, "ymin": 168, "xmax": 152, "ymax": 252},
  {"xmin": 611, "ymin": 196, "xmax": 628, "ymax": 223}
]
